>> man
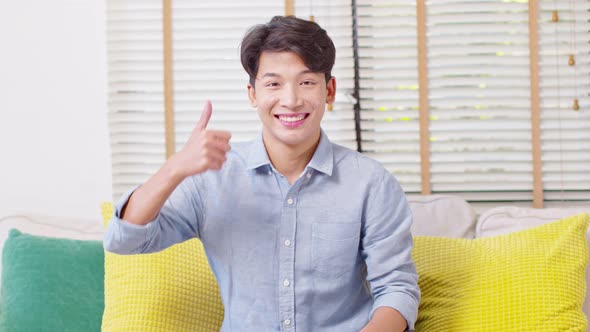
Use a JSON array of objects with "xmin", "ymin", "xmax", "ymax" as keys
[{"xmin": 104, "ymin": 16, "xmax": 420, "ymax": 332}]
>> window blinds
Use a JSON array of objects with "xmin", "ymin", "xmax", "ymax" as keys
[
  {"xmin": 355, "ymin": 0, "xmax": 589, "ymax": 201},
  {"xmin": 356, "ymin": 1, "xmax": 422, "ymax": 193},
  {"xmin": 107, "ymin": 0, "xmax": 166, "ymax": 198},
  {"xmin": 426, "ymin": 1, "xmax": 534, "ymax": 201},
  {"xmin": 538, "ymin": 0, "xmax": 590, "ymax": 201},
  {"xmin": 106, "ymin": 0, "xmax": 589, "ymax": 203}
]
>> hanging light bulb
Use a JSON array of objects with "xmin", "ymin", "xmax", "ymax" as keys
[
  {"xmin": 568, "ymin": 54, "xmax": 575, "ymax": 66},
  {"xmin": 569, "ymin": 0, "xmax": 580, "ymax": 112},
  {"xmin": 573, "ymin": 99, "xmax": 580, "ymax": 111},
  {"xmin": 552, "ymin": 10, "xmax": 559, "ymax": 22}
]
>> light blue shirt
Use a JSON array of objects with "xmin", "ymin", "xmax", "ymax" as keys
[{"xmin": 104, "ymin": 130, "xmax": 420, "ymax": 332}]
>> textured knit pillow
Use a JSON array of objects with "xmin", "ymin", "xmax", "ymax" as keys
[
  {"xmin": 0, "ymin": 229, "xmax": 104, "ymax": 331},
  {"xmin": 413, "ymin": 213, "xmax": 589, "ymax": 332},
  {"xmin": 101, "ymin": 202, "xmax": 224, "ymax": 332}
]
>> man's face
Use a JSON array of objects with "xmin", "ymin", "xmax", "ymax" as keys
[{"xmin": 248, "ymin": 51, "xmax": 336, "ymax": 151}]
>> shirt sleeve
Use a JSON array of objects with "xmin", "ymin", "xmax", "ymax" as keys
[
  {"xmin": 361, "ymin": 170, "xmax": 421, "ymax": 331},
  {"xmin": 103, "ymin": 175, "xmax": 204, "ymax": 255}
]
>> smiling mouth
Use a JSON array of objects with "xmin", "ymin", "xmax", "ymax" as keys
[{"xmin": 274, "ymin": 113, "xmax": 310, "ymax": 122}]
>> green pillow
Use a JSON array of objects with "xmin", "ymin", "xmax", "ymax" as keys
[{"xmin": 0, "ymin": 229, "xmax": 104, "ymax": 332}]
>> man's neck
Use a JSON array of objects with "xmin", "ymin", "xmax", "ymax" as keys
[{"xmin": 263, "ymin": 133, "xmax": 320, "ymax": 185}]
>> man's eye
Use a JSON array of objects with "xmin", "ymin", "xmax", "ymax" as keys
[
  {"xmin": 301, "ymin": 81, "xmax": 315, "ymax": 86},
  {"xmin": 266, "ymin": 82, "xmax": 279, "ymax": 87}
]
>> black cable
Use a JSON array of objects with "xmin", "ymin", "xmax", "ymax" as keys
[{"xmin": 351, "ymin": 0, "xmax": 363, "ymax": 153}]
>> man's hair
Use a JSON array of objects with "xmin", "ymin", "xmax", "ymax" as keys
[{"xmin": 240, "ymin": 16, "xmax": 336, "ymax": 87}]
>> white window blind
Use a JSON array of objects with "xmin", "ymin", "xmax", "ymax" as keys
[
  {"xmin": 107, "ymin": 0, "xmax": 166, "ymax": 198},
  {"xmin": 355, "ymin": 0, "xmax": 589, "ymax": 202},
  {"xmin": 539, "ymin": 0, "xmax": 590, "ymax": 201},
  {"xmin": 357, "ymin": 1, "xmax": 422, "ymax": 193},
  {"xmin": 107, "ymin": 0, "xmax": 589, "ymax": 203},
  {"xmin": 426, "ymin": 1, "xmax": 534, "ymax": 201}
]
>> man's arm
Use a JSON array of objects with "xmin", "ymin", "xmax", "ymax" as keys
[
  {"xmin": 104, "ymin": 101, "xmax": 231, "ymax": 254},
  {"xmin": 122, "ymin": 101, "xmax": 231, "ymax": 225},
  {"xmin": 360, "ymin": 169, "xmax": 420, "ymax": 331},
  {"xmin": 361, "ymin": 307, "xmax": 407, "ymax": 332}
]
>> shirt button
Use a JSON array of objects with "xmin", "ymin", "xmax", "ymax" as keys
[
  {"xmin": 284, "ymin": 319, "xmax": 291, "ymax": 326},
  {"xmin": 283, "ymin": 279, "xmax": 290, "ymax": 287},
  {"xmin": 284, "ymin": 239, "xmax": 291, "ymax": 246},
  {"xmin": 268, "ymin": 170, "xmax": 272, "ymax": 175},
  {"xmin": 287, "ymin": 198, "xmax": 294, "ymax": 205},
  {"xmin": 306, "ymin": 172, "xmax": 312, "ymax": 178}
]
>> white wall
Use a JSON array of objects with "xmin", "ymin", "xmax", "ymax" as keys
[{"xmin": 0, "ymin": 1, "xmax": 112, "ymax": 220}]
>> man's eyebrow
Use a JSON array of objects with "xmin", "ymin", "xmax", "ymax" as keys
[
  {"xmin": 259, "ymin": 73, "xmax": 280, "ymax": 79},
  {"xmin": 258, "ymin": 70, "xmax": 317, "ymax": 79},
  {"xmin": 299, "ymin": 70, "xmax": 315, "ymax": 75}
]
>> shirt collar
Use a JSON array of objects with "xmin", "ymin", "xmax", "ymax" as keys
[
  {"xmin": 246, "ymin": 129, "xmax": 334, "ymax": 176},
  {"xmin": 246, "ymin": 134, "xmax": 272, "ymax": 170},
  {"xmin": 307, "ymin": 130, "xmax": 333, "ymax": 176}
]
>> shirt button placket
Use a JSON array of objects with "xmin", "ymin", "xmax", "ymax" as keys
[{"xmin": 280, "ymin": 193, "xmax": 296, "ymax": 331}]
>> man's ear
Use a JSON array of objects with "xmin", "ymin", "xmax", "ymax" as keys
[
  {"xmin": 247, "ymin": 83, "xmax": 257, "ymax": 107},
  {"xmin": 326, "ymin": 76, "xmax": 336, "ymax": 104}
]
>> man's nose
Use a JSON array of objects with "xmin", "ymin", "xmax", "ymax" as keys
[{"xmin": 280, "ymin": 84, "xmax": 303, "ymax": 109}]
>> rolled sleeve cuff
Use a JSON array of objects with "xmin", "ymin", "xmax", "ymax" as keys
[
  {"xmin": 103, "ymin": 186, "xmax": 159, "ymax": 254},
  {"xmin": 371, "ymin": 292, "xmax": 419, "ymax": 331}
]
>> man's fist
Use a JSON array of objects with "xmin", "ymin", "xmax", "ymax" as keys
[{"xmin": 171, "ymin": 101, "xmax": 231, "ymax": 178}]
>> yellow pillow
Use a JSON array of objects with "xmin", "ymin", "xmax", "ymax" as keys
[
  {"xmin": 100, "ymin": 202, "xmax": 224, "ymax": 332},
  {"xmin": 413, "ymin": 213, "xmax": 589, "ymax": 332}
]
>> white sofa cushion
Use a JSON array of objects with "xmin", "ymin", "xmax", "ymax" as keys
[
  {"xmin": 408, "ymin": 194, "xmax": 477, "ymax": 239},
  {"xmin": 476, "ymin": 206, "xmax": 590, "ymax": 237},
  {"xmin": 476, "ymin": 206, "xmax": 590, "ymax": 330}
]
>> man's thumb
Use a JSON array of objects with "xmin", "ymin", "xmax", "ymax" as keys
[{"xmin": 197, "ymin": 100, "xmax": 212, "ymax": 130}]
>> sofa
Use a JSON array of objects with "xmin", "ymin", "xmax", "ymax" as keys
[{"xmin": 0, "ymin": 195, "xmax": 587, "ymax": 331}]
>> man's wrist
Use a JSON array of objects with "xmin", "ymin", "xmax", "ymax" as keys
[
  {"xmin": 164, "ymin": 154, "xmax": 189, "ymax": 184},
  {"xmin": 361, "ymin": 307, "xmax": 407, "ymax": 332}
]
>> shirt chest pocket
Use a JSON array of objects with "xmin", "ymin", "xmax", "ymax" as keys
[{"xmin": 311, "ymin": 222, "xmax": 361, "ymax": 278}]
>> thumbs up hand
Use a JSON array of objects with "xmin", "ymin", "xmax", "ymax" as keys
[{"xmin": 172, "ymin": 101, "xmax": 232, "ymax": 178}]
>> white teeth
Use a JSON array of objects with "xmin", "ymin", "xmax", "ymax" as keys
[{"xmin": 278, "ymin": 114, "xmax": 305, "ymax": 122}]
